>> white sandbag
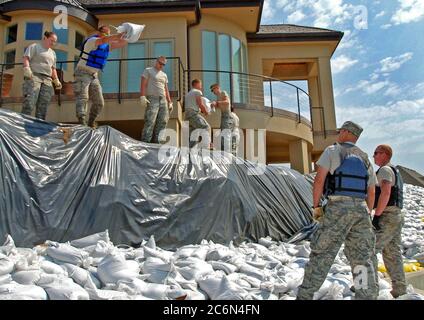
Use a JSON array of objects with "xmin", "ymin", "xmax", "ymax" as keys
[
  {"xmin": 12, "ymin": 270, "xmax": 42, "ymax": 285},
  {"xmin": 209, "ymin": 275, "xmax": 248, "ymax": 300},
  {"xmin": 258, "ymin": 237, "xmax": 275, "ymax": 248},
  {"xmin": 238, "ymin": 263, "xmax": 268, "ymax": 281},
  {"xmin": 0, "ymin": 274, "xmax": 13, "ymax": 285},
  {"xmin": 184, "ymin": 289, "xmax": 208, "ymax": 300},
  {"xmin": 40, "ymin": 260, "xmax": 68, "ymax": 276},
  {"xmin": 42, "ymin": 278, "xmax": 89, "ymax": 300},
  {"xmin": 206, "ymin": 246, "xmax": 236, "ymax": 262},
  {"xmin": 61, "ymin": 263, "xmax": 101, "ymax": 289},
  {"xmin": 0, "ymin": 283, "xmax": 47, "ymax": 300},
  {"xmin": 145, "ymin": 235, "xmax": 156, "ymax": 249},
  {"xmin": 118, "ymin": 278, "xmax": 187, "ymax": 300},
  {"xmin": 201, "ymin": 97, "xmax": 215, "ymax": 114},
  {"xmin": 0, "ymin": 253, "xmax": 14, "ymax": 276},
  {"xmin": 70, "ymin": 230, "xmax": 110, "ymax": 248},
  {"xmin": 209, "ymin": 261, "xmax": 238, "ymax": 274},
  {"xmin": 0, "ymin": 235, "xmax": 16, "ymax": 255},
  {"xmin": 116, "ymin": 23, "xmax": 145, "ymax": 43},
  {"xmin": 97, "ymin": 253, "xmax": 140, "ymax": 285},
  {"xmin": 197, "ymin": 274, "xmax": 222, "ymax": 300},
  {"xmin": 46, "ymin": 243, "xmax": 91, "ymax": 267},
  {"xmin": 321, "ymin": 282, "xmax": 345, "ymax": 300},
  {"xmin": 378, "ymin": 289, "xmax": 394, "ymax": 300},
  {"xmin": 174, "ymin": 245, "xmax": 200, "ymax": 259},
  {"xmin": 142, "ymin": 257, "xmax": 172, "ymax": 284},
  {"xmin": 247, "ymin": 289, "xmax": 279, "ymax": 300},
  {"xmin": 175, "ymin": 258, "xmax": 214, "ymax": 281},
  {"xmin": 143, "ymin": 246, "xmax": 173, "ymax": 262}
]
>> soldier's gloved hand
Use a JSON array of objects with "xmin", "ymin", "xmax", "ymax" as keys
[
  {"xmin": 23, "ymin": 66, "xmax": 33, "ymax": 80},
  {"xmin": 313, "ymin": 206, "xmax": 324, "ymax": 222},
  {"xmin": 140, "ymin": 96, "xmax": 150, "ymax": 108},
  {"xmin": 52, "ymin": 78, "xmax": 62, "ymax": 90},
  {"xmin": 372, "ymin": 215, "xmax": 381, "ymax": 231},
  {"xmin": 168, "ymin": 102, "xmax": 173, "ymax": 113}
]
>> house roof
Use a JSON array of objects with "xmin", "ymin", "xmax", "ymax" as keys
[
  {"xmin": 248, "ymin": 24, "xmax": 344, "ymax": 43},
  {"xmin": 397, "ymin": 165, "xmax": 424, "ymax": 188}
]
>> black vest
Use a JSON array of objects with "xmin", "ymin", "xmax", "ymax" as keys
[{"xmin": 374, "ymin": 165, "xmax": 403, "ymax": 209}]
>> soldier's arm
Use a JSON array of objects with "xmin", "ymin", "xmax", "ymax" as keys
[
  {"xmin": 313, "ymin": 165, "xmax": 328, "ymax": 208},
  {"xmin": 95, "ymin": 33, "xmax": 125, "ymax": 46},
  {"xmin": 366, "ymin": 185, "xmax": 376, "ymax": 214},
  {"xmin": 140, "ymin": 76, "xmax": 148, "ymax": 97},
  {"xmin": 51, "ymin": 68, "xmax": 59, "ymax": 80},
  {"xmin": 110, "ymin": 39, "xmax": 128, "ymax": 50},
  {"xmin": 374, "ymin": 180, "xmax": 391, "ymax": 216},
  {"xmin": 23, "ymin": 56, "xmax": 30, "ymax": 68},
  {"xmin": 165, "ymin": 83, "xmax": 171, "ymax": 104},
  {"xmin": 196, "ymin": 95, "xmax": 208, "ymax": 115}
]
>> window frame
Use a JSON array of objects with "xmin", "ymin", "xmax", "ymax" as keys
[
  {"xmin": 25, "ymin": 22, "xmax": 44, "ymax": 41},
  {"xmin": 6, "ymin": 24, "xmax": 18, "ymax": 44}
]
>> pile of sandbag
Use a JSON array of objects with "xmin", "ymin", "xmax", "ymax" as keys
[{"xmin": 0, "ymin": 184, "xmax": 423, "ymax": 300}]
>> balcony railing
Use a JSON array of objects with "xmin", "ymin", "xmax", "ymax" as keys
[{"xmin": 0, "ymin": 57, "xmax": 314, "ymax": 127}]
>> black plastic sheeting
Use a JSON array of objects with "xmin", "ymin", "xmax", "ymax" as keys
[{"xmin": 0, "ymin": 109, "xmax": 314, "ymax": 249}]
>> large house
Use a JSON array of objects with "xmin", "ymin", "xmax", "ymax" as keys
[{"xmin": 0, "ymin": 0, "xmax": 343, "ymax": 173}]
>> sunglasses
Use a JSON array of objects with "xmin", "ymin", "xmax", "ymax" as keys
[
  {"xmin": 373, "ymin": 151, "xmax": 385, "ymax": 156},
  {"xmin": 157, "ymin": 61, "xmax": 166, "ymax": 66}
]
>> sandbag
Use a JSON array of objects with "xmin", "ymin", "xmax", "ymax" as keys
[
  {"xmin": 12, "ymin": 270, "xmax": 42, "ymax": 285},
  {"xmin": 0, "ymin": 254, "xmax": 14, "ymax": 276},
  {"xmin": 70, "ymin": 230, "xmax": 110, "ymax": 248},
  {"xmin": 0, "ymin": 283, "xmax": 47, "ymax": 300},
  {"xmin": 41, "ymin": 278, "xmax": 90, "ymax": 300},
  {"xmin": 61, "ymin": 263, "xmax": 102, "ymax": 289},
  {"xmin": 46, "ymin": 242, "xmax": 91, "ymax": 267},
  {"xmin": 116, "ymin": 23, "xmax": 145, "ymax": 43},
  {"xmin": 97, "ymin": 253, "xmax": 140, "ymax": 285}
]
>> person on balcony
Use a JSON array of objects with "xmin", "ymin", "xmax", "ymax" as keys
[
  {"xmin": 371, "ymin": 144, "xmax": 406, "ymax": 298},
  {"xmin": 21, "ymin": 31, "xmax": 62, "ymax": 120},
  {"xmin": 297, "ymin": 121, "xmax": 378, "ymax": 300},
  {"xmin": 185, "ymin": 79, "xmax": 211, "ymax": 149},
  {"xmin": 74, "ymin": 26, "xmax": 128, "ymax": 128},
  {"xmin": 231, "ymin": 107, "xmax": 240, "ymax": 157},
  {"xmin": 140, "ymin": 56, "xmax": 173, "ymax": 144},
  {"xmin": 210, "ymin": 84, "xmax": 235, "ymax": 154}
]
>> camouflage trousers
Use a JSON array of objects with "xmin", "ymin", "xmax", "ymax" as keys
[
  {"xmin": 372, "ymin": 208, "xmax": 407, "ymax": 298},
  {"xmin": 220, "ymin": 112, "xmax": 236, "ymax": 154},
  {"xmin": 185, "ymin": 109, "xmax": 211, "ymax": 148},
  {"xmin": 141, "ymin": 96, "xmax": 169, "ymax": 144},
  {"xmin": 297, "ymin": 196, "xmax": 378, "ymax": 300},
  {"xmin": 73, "ymin": 67, "xmax": 104, "ymax": 123},
  {"xmin": 21, "ymin": 74, "xmax": 54, "ymax": 120}
]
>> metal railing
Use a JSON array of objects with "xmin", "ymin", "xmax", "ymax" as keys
[
  {"xmin": 185, "ymin": 69, "xmax": 312, "ymax": 124},
  {"xmin": 1, "ymin": 57, "xmax": 313, "ymax": 126},
  {"xmin": 0, "ymin": 56, "xmax": 184, "ymax": 107}
]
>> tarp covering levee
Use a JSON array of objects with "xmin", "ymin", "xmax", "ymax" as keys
[{"xmin": 0, "ymin": 109, "xmax": 313, "ymax": 248}]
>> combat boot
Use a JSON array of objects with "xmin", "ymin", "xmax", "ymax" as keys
[
  {"xmin": 87, "ymin": 118, "xmax": 98, "ymax": 129},
  {"xmin": 78, "ymin": 116, "xmax": 87, "ymax": 126}
]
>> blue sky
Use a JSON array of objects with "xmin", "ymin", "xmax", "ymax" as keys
[{"xmin": 261, "ymin": 0, "xmax": 424, "ymax": 173}]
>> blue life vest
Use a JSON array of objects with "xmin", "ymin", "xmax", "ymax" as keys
[
  {"xmin": 374, "ymin": 165, "xmax": 404, "ymax": 209},
  {"xmin": 324, "ymin": 144, "xmax": 369, "ymax": 199},
  {"xmin": 79, "ymin": 36, "xmax": 110, "ymax": 71}
]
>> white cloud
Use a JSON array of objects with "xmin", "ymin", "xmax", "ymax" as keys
[
  {"xmin": 375, "ymin": 11, "xmax": 385, "ymax": 19},
  {"xmin": 380, "ymin": 24, "xmax": 392, "ymax": 29},
  {"xmin": 378, "ymin": 52, "xmax": 413, "ymax": 73},
  {"xmin": 287, "ymin": 10, "xmax": 306, "ymax": 24},
  {"xmin": 331, "ymin": 54, "xmax": 359, "ymax": 74},
  {"xmin": 262, "ymin": 0, "xmax": 275, "ymax": 20},
  {"xmin": 336, "ymin": 97, "xmax": 424, "ymax": 171},
  {"xmin": 391, "ymin": 0, "xmax": 424, "ymax": 25}
]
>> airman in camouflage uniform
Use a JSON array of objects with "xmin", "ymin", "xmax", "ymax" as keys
[
  {"xmin": 140, "ymin": 56, "xmax": 173, "ymax": 143},
  {"xmin": 75, "ymin": 26, "xmax": 128, "ymax": 127},
  {"xmin": 297, "ymin": 121, "xmax": 379, "ymax": 300},
  {"xmin": 210, "ymin": 84, "xmax": 235, "ymax": 153},
  {"xmin": 371, "ymin": 144, "xmax": 407, "ymax": 298},
  {"xmin": 21, "ymin": 31, "xmax": 62, "ymax": 120},
  {"xmin": 184, "ymin": 79, "xmax": 211, "ymax": 149}
]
